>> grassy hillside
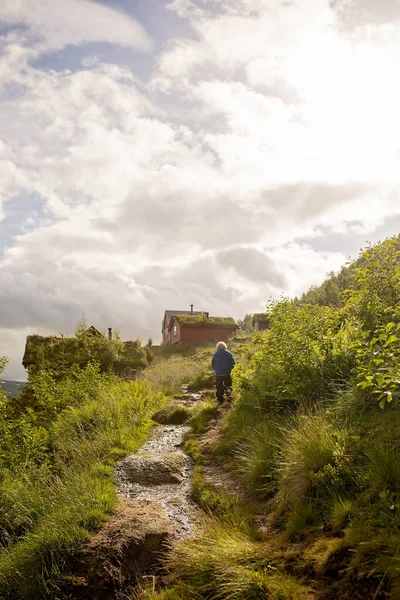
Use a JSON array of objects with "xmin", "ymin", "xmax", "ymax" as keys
[
  {"xmin": 1, "ymin": 380, "xmax": 27, "ymax": 397},
  {"xmin": 136, "ymin": 236, "xmax": 400, "ymax": 600},
  {"xmin": 3, "ymin": 236, "xmax": 400, "ymax": 599}
]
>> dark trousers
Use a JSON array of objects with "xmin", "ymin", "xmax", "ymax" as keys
[{"xmin": 216, "ymin": 374, "xmax": 232, "ymax": 403}]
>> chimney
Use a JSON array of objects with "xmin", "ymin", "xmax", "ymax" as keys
[
  {"xmin": 190, "ymin": 304, "xmax": 194, "ymax": 314},
  {"xmin": 108, "ymin": 327, "xmax": 112, "ymax": 341}
]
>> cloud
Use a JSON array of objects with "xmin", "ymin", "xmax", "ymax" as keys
[
  {"xmin": 2, "ymin": 0, "xmax": 400, "ymax": 379},
  {"xmin": 0, "ymin": 0, "xmax": 153, "ymax": 55}
]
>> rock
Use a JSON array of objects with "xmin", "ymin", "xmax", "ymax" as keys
[
  {"xmin": 120, "ymin": 451, "xmax": 186, "ymax": 485},
  {"xmin": 62, "ymin": 499, "xmax": 173, "ymax": 599},
  {"xmin": 152, "ymin": 405, "xmax": 190, "ymax": 425}
]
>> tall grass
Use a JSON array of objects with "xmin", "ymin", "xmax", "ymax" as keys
[
  {"xmin": 276, "ymin": 415, "xmax": 341, "ymax": 507},
  {"xmin": 235, "ymin": 421, "xmax": 281, "ymax": 499},
  {"xmin": 141, "ymin": 355, "xmax": 202, "ymax": 395},
  {"xmin": 165, "ymin": 518, "xmax": 309, "ymax": 599},
  {"xmin": 0, "ymin": 365, "xmax": 165, "ymax": 599}
]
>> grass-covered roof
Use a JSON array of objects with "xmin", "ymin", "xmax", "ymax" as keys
[
  {"xmin": 172, "ymin": 314, "xmax": 237, "ymax": 328},
  {"xmin": 22, "ymin": 333, "xmax": 147, "ymax": 374}
]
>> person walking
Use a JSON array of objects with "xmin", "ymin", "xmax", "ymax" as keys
[{"xmin": 212, "ymin": 341, "xmax": 236, "ymax": 405}]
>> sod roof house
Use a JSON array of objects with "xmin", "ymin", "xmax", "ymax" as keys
[
  {"xmin": 163, "ymin": 311, "xmax": 237, "ymax": 345},
  {"xmin": 252, "ymin": 313, "xmax": 270, "ymax": 332},
  {"xmin": 161, "ymin": 308, "xmax": 203, "ymax": 344}
]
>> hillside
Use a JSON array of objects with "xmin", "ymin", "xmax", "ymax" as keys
[
  {"xmin": 1, "ymin": 237, "xmax": 400, "ymax": 599},
  {"xmin": 1, "ymin": 380, "xmax": 27, "ymax": 397}
]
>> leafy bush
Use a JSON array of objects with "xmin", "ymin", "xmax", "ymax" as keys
[
  {"xmin": 235, "ymin": 301, "xmax": 356, "ymax": 410},
  {"xmin": 352, "ymin": 316, "xmax": 400, "ymax": 408},
  {"xmin": 347, "ymin": 237, "xmax": 400, "ymax": 332}
]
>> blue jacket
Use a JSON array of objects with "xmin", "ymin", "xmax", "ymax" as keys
[{"xmin": 212, "ymin": 348, "xmax": 236, "ymax": 376}]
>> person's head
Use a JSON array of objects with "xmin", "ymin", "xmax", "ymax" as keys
[{"xmin": 216, "ymin": 341, "xmax": 227, "ymax": 350}]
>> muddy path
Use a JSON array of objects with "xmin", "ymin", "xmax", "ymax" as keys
[
  {"xmin": 114, "ymin": 388, "xmax": 203, "ymax": 541},
  {"xmin": 115, "ymin": 422, "xmax": 199, "ymax": 540}
]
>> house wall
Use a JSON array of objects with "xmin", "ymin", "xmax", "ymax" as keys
[
  {"xmin": 162, "ymin": 327, "xmax": 171, "ymax": 344},
  {"xmin": 170, "ymin": 320, "xmax": 181, "ymax": 344},
  {"xmin": 255, "ymin": 321, "xmax": 269, "ymax": 332},
  {"xmin": 179, "ymin": 327, "xmax": 236, "ymax": 343}
]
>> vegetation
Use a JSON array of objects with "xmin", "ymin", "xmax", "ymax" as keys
[
  {"xmin": 174, "ymin": 314, "xmax": 237, "ymax": 327},
  {"xmin": 150, "ymin": 236, "xmax": 400, "ymax": 600},
  {"xmin": 0, "ymin": 353, "xmax": 165, "ymax": 598},
  {"xmin": 4, "ymin": 236, "xmax": 400, "ymax": 599},
  {"xmin": 23, "ymin": 324, "xmax": 148, "ymax": 378}
]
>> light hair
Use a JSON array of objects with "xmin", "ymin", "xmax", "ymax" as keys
[{"xmin": 216, "ymin": 341, "xmax": 227, "ymax": 350}]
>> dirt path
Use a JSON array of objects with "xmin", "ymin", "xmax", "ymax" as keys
[
  {"xmin": 63, "ymin": 390, "xmax": 203, "ymax": 599},
  {"xmin": 115, "ymin": 422, "xmax": 199, "ymax": 540}
]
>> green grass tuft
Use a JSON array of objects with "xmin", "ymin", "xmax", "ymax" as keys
[{"xmin": 189, "ymin": 400, "xmax": 219, "ymax": 435}]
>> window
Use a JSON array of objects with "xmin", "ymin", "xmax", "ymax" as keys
[{"xmin": 173, "ymin": 325, "xmax": 178, "ymax": 337}]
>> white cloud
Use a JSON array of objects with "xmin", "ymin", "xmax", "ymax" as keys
[
  {"xmin": 2, "ymin": 0, "xmax": 400, "ymax": 378},
  {"xmin": 0, "ymin": 0, "xmax": 153, "ymax": 54}
]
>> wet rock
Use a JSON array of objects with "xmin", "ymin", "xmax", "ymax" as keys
[
  {"xmin": 152, "ymin": 405, "xmax": 190, "ymax": 425},
  {"xmin": 63, "ymin": 499, "xmax": 172, "ymax": 599},
  {"xmin": 120, "ymin": 451, "xmax": 186, "ymax": 485}
]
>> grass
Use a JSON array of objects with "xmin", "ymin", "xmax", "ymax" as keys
[
  {"xmin": 329, "ymin": 496, "xmax": 355, "ymax": 531},
  {"xmin": 152, "ymin": 405, "xmax": 191, "ymax": 425},
  {"xmin": 366, "ymin": 443, "xmax": 400, "ymax": 494},
  {"xmin": 234, "ymin": 421, "xmax": 281, "ymax": 499},
  {"xmin": 141, "ymin": 355, "xmax": 203, "ymax": 395},
  {"xmin": 165, "ymin": 518, "xmax": 309, "ymax": 600},
  {"xmin": 0, "ymin": 368, "xmax": 165, "ymax": 599},
  {"xmin": 276, "ymin": 415, "xmax": 340, "ymax": 508},
  {"xmin": 191, "ymin": 466, "xmax": 256, "ymax": 536},
  {"xmin": 132, "ymin": 586, "xmax": 198, "ymax": 600},
  {"xmin": 188, "ymin": 399, "xmax": 219, "ymax": 434},
  {"xmin": 284, "ymin": 501, "xmax": 319, "ymax": 541},
  {"xmin": 184, "ymin": 437, "xmax": 204, "ymax": 464}
]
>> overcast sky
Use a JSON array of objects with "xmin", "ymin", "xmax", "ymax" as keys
[{"xmin": 1, "ymin": 0, "xmax": 400, "ymax": 380}]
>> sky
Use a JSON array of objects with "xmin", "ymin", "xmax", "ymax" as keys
[{"xmin": 1, "ymin": 0, "xmax": 400, "ymax": 380}]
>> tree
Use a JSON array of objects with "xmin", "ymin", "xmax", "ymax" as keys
[{"xmin": 238, "ymin": 314, "xmax": 253, "ymax": 332}]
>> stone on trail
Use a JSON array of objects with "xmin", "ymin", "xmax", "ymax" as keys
[{"xmin": 119, "ymin": 451, "xmax": 186, "ymax": 484}]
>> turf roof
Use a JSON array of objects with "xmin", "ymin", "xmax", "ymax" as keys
[{"xmin": 171, "ymin": 314, "xmax": 237, "ymax": 328}]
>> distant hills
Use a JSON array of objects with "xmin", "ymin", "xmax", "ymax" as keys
[{"xmin": 1, "ymin": 380, "xmax": 27, "ymax": 397}]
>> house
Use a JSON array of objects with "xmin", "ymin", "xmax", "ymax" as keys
[
  {"xmin": 161, "ymin": 306, "xmax": 203, "ymax": 344},
  {"xmin": 163, "ymin": 311, "xmax": 237, "ymax": 345},
  {"xmin": 252, "ymin": 313, "xmax": 270, "ymax": 332}
]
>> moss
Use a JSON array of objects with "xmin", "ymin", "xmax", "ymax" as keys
[{"xmin": 175, "ymin": 314, "xmax": 237, "ymax": 328}]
